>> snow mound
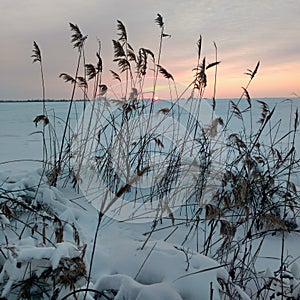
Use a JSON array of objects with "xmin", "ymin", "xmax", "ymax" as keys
[
  {"xmin": 95, "ymin": 274, "xmax": 183, "ymax": 300},
  {"xmin": 91, "ymin": 229, "xmax": 229, "ymax": 300}
]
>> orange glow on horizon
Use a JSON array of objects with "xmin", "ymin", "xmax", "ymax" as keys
[
  {"xmin": 164, "ymin": 58, "xmax": 300, "ymax": 99},
  {"xmin": 102, "ymin": 56, "xmax": 299, "ymax": 101}
]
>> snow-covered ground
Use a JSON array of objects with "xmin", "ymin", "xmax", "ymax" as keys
[{"xmin": 0, "ymin": 98, "xmax": 299, "ymax": 299}]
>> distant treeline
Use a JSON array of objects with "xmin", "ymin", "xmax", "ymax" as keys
[{"xmin": 0, "ymin": 99, "xmax": 85, "ymax": 103}]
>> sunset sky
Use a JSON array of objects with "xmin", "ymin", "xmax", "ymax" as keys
[{"xmin": 0, "ymin": 0, "xmax": 299, "ymax": 100}]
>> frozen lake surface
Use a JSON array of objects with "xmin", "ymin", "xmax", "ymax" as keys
[{"xmin": 0, "ymin": 98, "xmax": 298, "ymax": 172}]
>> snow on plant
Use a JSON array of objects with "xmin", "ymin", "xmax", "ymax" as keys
[{"xmin": 0, "ymin": 170, "xmax": 87, "ymax": 298}]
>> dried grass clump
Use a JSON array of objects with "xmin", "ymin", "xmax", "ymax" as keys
[{"xmin": 8, "ymin": 13, "xmax": 297, "ymax": 300}]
